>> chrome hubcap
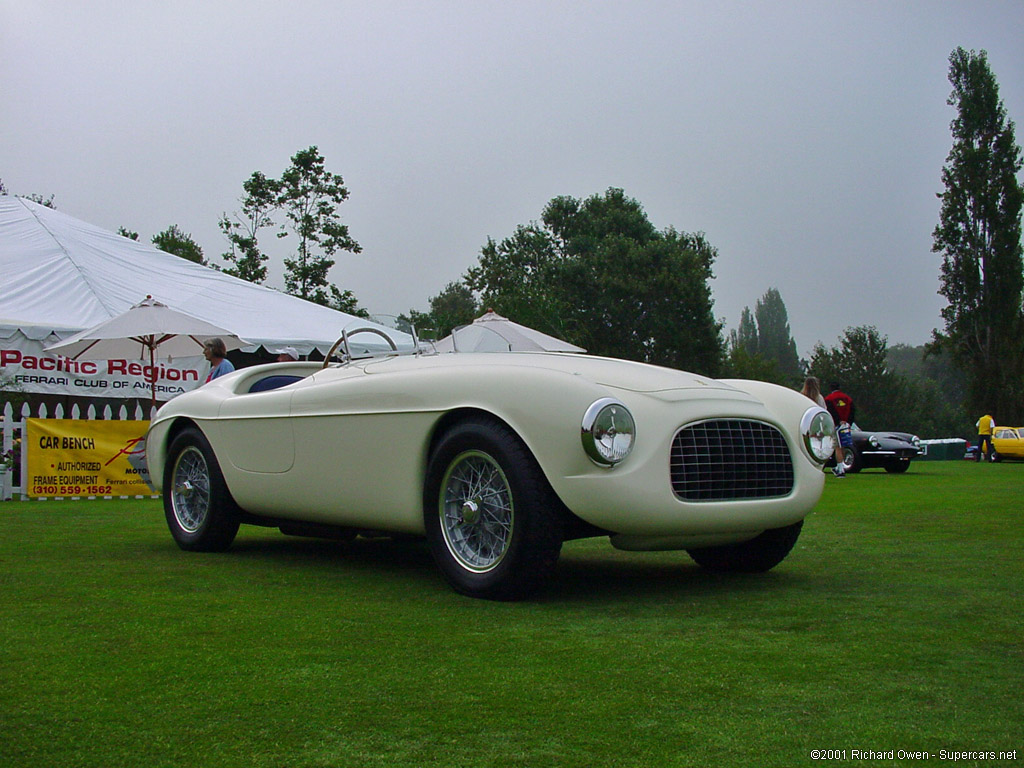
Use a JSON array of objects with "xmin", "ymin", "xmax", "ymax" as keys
[
  {"xmin": 440, "ymin": 451, "xmax": 513, "ymax": 572},
  {"xmin": 171, "ymin": 447, "xmax": 211, "ymax": 533}
]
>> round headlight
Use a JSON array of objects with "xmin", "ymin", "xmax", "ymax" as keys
[
  {"xmin": 801, "ymin": 407, "xmax": 835, "ymax": 464},
  {"xmin": 581, "ymin": 398, "xmax": 635, "ymax": 466}
]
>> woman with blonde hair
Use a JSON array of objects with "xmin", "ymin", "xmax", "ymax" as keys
[{"xmin": 801, "ymin": 376, "xmax": 845, "ymax": 476}]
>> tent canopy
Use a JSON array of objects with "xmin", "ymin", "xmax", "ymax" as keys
[
  {"xmin": 0, "ymin": 197, "xmax": 372, "ymax": 353},
  {"xmin": 433, "ymin": 310, "xmax": 586, "ymax": 353}
]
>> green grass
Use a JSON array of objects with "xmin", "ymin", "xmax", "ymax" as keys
[{"xmin": 1, "ymin": 462, "xmax": 1021, "ymax": 767}]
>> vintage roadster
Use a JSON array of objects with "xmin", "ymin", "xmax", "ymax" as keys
[
  {"xmin": 838, "ymin": 427, "xmax": 923, "ymax": 473},
  {"xmin": 147, "ymin": 323, "xmax": 835, "ymax": 600}
]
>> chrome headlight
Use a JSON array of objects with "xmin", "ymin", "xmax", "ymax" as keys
[
  {"xmin": 581, "ymin": 398, "xmax": 635, "ymax": 466},
  {"xmin": 801, "ymin": 406, "xmax": 835, "ymax": 464},
  {"xmin": 869, "ymin": 435, "xmax": 881, "ymax": 448}
]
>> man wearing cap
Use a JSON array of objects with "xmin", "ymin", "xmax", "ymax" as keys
[{"xmin": 275, "ymin": 346, "xmax": 299, "ymax": 362}]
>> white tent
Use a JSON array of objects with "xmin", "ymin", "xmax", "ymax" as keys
[
  {"xmin": 433, "ymin": 309, "xmax": 586, "ymax": 353},
  {"xmin": 0, "ymin": 196, "xmax": 372, "ymax": 354}
]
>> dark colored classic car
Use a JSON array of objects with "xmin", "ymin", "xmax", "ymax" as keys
[{"xmin": 837, "ymin": 426, "xmax": 923, "ymax": 473}]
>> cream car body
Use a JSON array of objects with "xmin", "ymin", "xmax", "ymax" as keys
[{"xmin": 148, "ymin": 343, "xmax": 832, "ymax": 599}]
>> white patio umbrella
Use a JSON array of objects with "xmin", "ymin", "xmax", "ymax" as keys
[
  {"xmin": 46, "ymin": 296, "xmax": 250, "ymax": 408},
  {"xmin": 433, "ymin": 310, "xmax": 586, "ymax": 353}
]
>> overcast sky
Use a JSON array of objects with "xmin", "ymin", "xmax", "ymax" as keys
[{"xmin": 3, "ymin": 1, "xmax": 1022, "ymax": 356}]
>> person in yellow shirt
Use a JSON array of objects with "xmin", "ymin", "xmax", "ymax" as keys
[{"xmin": 976, "ymin": 413, "xmax": 995, "ymax": 462}]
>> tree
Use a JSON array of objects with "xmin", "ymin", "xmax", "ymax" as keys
[
  {"xmin": 888, "ymin": 343, "xmax": 967, "ymax": 437},
  {"xmin": 809, "ymin": 326, "xmax": 900, "ymax": 427},
  {"xmin": 723, "ymin": 343, "xmax": 785, "ymax": 384},
  {"xmin": 732, "ymin": 307, "xmax": 758, "ymax": 356},
  {"xmin": 465, "ymin": 188, "xmax": 723, "ymax": 374},
  {"xmin": 117, "ymin": 227, "xmax": 139, "ymax": 241},
  {"xmin": 277, "ymin": 146, "xmax": 361, "ymax": 306},
  {"xmin": 724, "ymin": 290, "xmax": 801, "ymax": 385},
  {"xmin": 220, "ymin": 170, "xmax": 278, "ymax": 284},
  {"xmin": 753, "ymin": 288, "xmax": 802, "ymax": 381},
  {"xmin": 1, "ymin": 181, "xmax": 55, "ymax": 208},
  {"xmin": 325, "ymin": 285, "xmax": 368, "ymax": 317},
  {"xmin": 932, "ymin": 47, "xmax": 1024, "ymax": 423},
  {"xmin": 152, "ymin": 225, "xmax": 206, "ymax": 264},
  {"xmin": 407, "ymin": 282, "xmax": 479, "ymax": 340},
  {"xmin": 23, "ymin": 192, "xmax": 55, "ymax": 208}
]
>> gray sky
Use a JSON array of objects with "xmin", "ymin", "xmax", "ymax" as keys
[{"xmin": 3, "ymin": 1, "xmax": 1022, "ymax": 356}]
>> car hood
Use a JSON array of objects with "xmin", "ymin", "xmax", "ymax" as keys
[{"xmin": 361, "ymin": 352, "xmax": 741, "ymax": 395}]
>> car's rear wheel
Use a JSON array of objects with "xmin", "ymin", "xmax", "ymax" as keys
[
  {"xmin": 424, "ymin": 417, "xmax": 564, "ymax": 600},
  {"xmin": 164, "ymin": 427, "xmax": 240, "ymax": 551},
  {"xmin": 686, "ymin": 521, "xmax": 803, "ymax": 573}
]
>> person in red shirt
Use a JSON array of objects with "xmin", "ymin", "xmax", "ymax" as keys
[
  {"xmin": 824, "ymin": 383, "xmax": 856, "ymax": 477},
  {"xmin": 824, "ymin": 384, "xmax": 855, "ymax": 424}
]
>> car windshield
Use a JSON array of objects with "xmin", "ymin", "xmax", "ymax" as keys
[{"xmin": 328, "ymin": 315, "xmax": 435, "ymax": 362}]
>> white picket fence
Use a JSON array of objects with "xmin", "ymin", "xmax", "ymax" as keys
[{"xmin": 1, "ymin": 400, "xmax": 157, "ymax": 501}]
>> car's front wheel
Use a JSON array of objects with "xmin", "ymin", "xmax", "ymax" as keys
[
  {"xmin": 686, "ymin": 521, "xmax": 803, "ymax": 573},
  {"xmin": 163, "ymin": 427, "xmax": 240, "ymax": 551},
  {"xmin": 423, "ymin": 417, "xmax": 565, "ymax": 600},
  {"xmin": 842, "ymin": 448, "xmax": 861, "ymax": 473},
  {"xmin": 884, "ymin": 459, "xmax": 911, "ymax": 473}
]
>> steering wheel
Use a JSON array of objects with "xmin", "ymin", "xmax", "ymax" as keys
[{"xmin": 322, "ymin": 327, "xmax": 399, "ymax": 368}]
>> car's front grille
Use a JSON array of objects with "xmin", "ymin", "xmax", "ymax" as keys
[{"xmin": 670, "ymin": 419, "xmax": 794, "ymax": 501}]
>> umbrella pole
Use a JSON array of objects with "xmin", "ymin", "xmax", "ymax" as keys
[{"xmin": 149, "ymin": 343, "xmax": 157, "ymax": 416}]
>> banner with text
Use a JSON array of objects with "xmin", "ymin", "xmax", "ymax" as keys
[
  {"xmin": 1, "ymin": 332, "xmax": 209, "ymax": 400},
  {"xmin": 26, "ymin": 418, "xmax": 156, "ymax": 497}
]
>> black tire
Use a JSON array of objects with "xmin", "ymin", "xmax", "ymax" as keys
[
  {"xmin": 842, "ymin": 448, "xmax": 862, "ymax": 474},
  {"xmin": 884, "ymin": 459, "xmax": 911, "ymax": 473},
  {"xmin": 990, "ymin": 451, "xmax": 1002, "ymax": 463},
  {"xmin": 423, "ymin": 417, "xmax": 565, "ymax": 600},
  {"xmin": 163, "ymin": 427, "xmax": 240, "ymax": 552},
  {"xmin": 686, "ymin": 520, "xmax": 803, "ymax": 573}
]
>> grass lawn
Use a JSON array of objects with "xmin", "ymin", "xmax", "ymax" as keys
[{"xmin": 1, "ymin": 461, "xmax": 1021, "ymax": 767}]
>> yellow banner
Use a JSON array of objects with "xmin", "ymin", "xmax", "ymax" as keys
[{"xmin": 26, "ymin": 419, "xmax": 155, "ymax": 498}]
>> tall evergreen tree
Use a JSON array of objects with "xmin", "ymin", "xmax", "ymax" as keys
[
  {"xmin": 734, "ymin": 307, "xmax": 758, "ymax": 355},
  {"xmin": 725, "ymin": 289, "xmax": 801, "ymax": 385},
  {"xmin": 753, "ymin": 287, "xmax": 802, "ymax": 381},
  {"xmin": 932, "ymin": 47, "xmax": 1024, "ymax": 422}
]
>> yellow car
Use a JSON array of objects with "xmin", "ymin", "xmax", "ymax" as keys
[{"xmin": 991, "ymin": 427, "xmax": 1024, "ymax": 462}]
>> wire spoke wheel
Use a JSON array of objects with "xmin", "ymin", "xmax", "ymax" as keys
[
  {"xmin": 162, "ymin": 427, "xmax": 240, "ymax": 552},
  {"xmin": 171, "ymin": 446, "xmax": 212, "ymax": 532},
  {"xmin": 424, "ymin": 417, "xmax": 565, "ymax": 599},
  {"xmin": 439, "ymin": 450, "xmax": 514, "ymax": 572}
]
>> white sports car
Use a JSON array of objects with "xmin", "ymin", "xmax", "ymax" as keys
[{"xmin": 147, "ymin": 324, "xmax": 835, "ymax": 600}]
